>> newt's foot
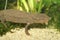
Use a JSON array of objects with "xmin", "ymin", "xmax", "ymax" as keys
[
  {"xmin": 25, "ymin": 23, "xmax": 30, "ymax": 35},
  {"xmin": 1, "ymin": 22, "xmax": 7, "ymax": 28},
  {"xmin": 25, "ymin": 31, "xmax": 30, "ymax": 35}
]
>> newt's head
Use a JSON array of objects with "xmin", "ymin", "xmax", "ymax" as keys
[{"xmin": 37, "ymin": 14, "xmax": 51, "ymax": 25}]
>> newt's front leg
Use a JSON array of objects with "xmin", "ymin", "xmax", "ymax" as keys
[{"xmin": 25, "ymin": 23, "xmax": 30, "ymax": 35}]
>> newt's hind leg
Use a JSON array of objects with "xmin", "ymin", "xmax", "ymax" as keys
[
  {"xmin": 1, "ymin": 21, "xmax": 7, "ymax": 28},
  {"xmin": 0, "ymin": 17, "xmax": 7, "ymax": 28},
  {"xmin": 0, "ymin": 15, "xmax": 7, "ymax": 28},
  {"xmin": 25, "ymin": 23, "xmax": 30, "ymax": 35}
]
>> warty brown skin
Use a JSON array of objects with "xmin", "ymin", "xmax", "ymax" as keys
[{"xmin": 0, "ymin": 9, "xmax": 51, "ymax": 35}]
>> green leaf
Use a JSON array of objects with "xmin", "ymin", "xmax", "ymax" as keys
[
  {"xmin": 28, "ymin": 0, "xmax": 36, "ymax": 12},
  {"xmin": 21, "ymin": 0, "xmax": 29, "ymax": 12},
  {"xmin": 17, "ymin": 0, "xmax": 20, "ymax": 9},
  {"xmin": 37, "ymin": 0, "xmax": 43, "ymax": 13}
]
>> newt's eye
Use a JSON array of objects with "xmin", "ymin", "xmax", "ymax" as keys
[
  {"xmin": 49, "ymin": 17, "xmax": 51, "ymax": 20},
  {"xmin": 45, "ymin": 22, "xmax": 48, "ymax": 25}
]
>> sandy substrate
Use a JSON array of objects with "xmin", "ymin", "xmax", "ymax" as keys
[{"xmin": 0, "ymin": 28, "xmax": 60, "ymax": 40}]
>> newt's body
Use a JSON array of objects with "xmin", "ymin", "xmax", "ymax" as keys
[{"xmin": 0, "ymin": 9, "xmax": 51, "ymax": 35}]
